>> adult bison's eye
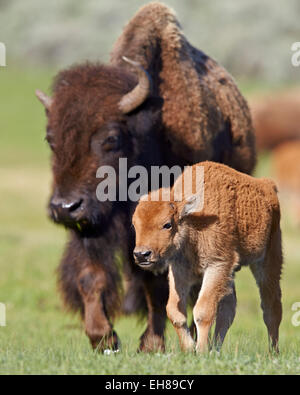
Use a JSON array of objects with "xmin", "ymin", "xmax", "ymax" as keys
[
  {"xmin": 163, "ymin": 222, "xmax": 172, "ymax": 230},
  {"xmin": 45, "ymin": 129, "xmax": 55, "ymax": 151},
  {"xmin": 91, "ymin": 125, "xmax": 123, "ymax": 154},
  {"xmin": 102, "ymin": 135, "xmax": 121, "ymax": 152}
]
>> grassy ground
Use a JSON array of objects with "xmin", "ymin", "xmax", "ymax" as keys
[{"xmin": 0, "ymin": 68, "xmax": 300, "ymax": 375}]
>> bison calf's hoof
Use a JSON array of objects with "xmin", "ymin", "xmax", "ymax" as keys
[{"xmin": 89, "ymin": 330, "xmax": 120, "ymax": 353}]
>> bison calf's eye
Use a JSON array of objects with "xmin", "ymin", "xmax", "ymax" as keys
[{"xmin": 163, "ymin": 222, "xmax": 172, "ymax": 230}]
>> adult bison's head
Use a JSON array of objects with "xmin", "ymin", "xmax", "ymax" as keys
[{"xmin": 36, "ymin": 59, "xmax": 162, "ymax": 234}]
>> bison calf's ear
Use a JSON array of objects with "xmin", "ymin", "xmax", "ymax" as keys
[{"xmin": 180, "ymin": 194, "xmax": 201, "ymax": 219}]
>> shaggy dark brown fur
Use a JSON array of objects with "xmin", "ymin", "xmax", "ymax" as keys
[
  {"xmin": 111, "ymin": 2, "xmax": 256, "ymax": 173},
  {"xmin": 47, "ymin": 62, "xmax": 167, "ymax": 351},
  {"xmin": 36, "ymin": 2, "xmax": 256, "ymax": 353}
]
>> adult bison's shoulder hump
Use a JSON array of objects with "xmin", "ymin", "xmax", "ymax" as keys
[{"xmin": 110, "ymin": 1, "xmax": 256, "ymax": 174}]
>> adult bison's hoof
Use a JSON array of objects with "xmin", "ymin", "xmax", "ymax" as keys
[
  {"xmin": 138, "ymin": 333, "xmax": 165, "ymax": 353},
  {"xmin": 89, "ymin": 330, "xmax": 121, "ymax": 353}
]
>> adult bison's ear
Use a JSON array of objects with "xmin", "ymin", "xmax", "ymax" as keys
[{"xmin": 35, "ymin": 89, "xmax": 53, "ymax": 112}]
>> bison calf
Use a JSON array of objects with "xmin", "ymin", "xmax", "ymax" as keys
[{"xmin": 133, "ymin": 161, "xmax": 283, "ymax": 353}]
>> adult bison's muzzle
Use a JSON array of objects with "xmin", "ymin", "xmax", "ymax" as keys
[{"xmin": 49, "ymin": 193, "xmax": 87, "ymax": 228}]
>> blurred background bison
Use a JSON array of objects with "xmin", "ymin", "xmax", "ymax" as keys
[
  {"xmin": 249, "ymin": 90, "xmax": 300, "ymax": 227},
  {"xmin": 0, "ymin": 0, "xmax": 300, "ymax": 374},
  {"xmin": 272, "ymin": 141, "xmax": 300, "ymax": 227},
  {"xmin": 250, "ymin": 90, "xmax": 300, "ymax": 151}
]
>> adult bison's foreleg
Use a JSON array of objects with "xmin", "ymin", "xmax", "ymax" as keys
[
  {"xmin": 78, "ymin": 266, "xmax": 120, "ymax": 352},
  {"xmin": 139, "ymin": 271, "xmax": 169, "ymax": 353}
]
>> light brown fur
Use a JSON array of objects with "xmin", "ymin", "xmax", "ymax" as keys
[{"xmin": 133, "ymin": 161, "xmax": 283, "ymax": 353}]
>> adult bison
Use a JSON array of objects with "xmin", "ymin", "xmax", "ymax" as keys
[{"xmin": 36, "ymin": 2, "xmax": 255, "ymax": 352}]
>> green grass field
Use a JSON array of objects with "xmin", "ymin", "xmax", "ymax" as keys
[{"xmin": 0, "ymin": 68, "xmax": 299, "ymax": 375}]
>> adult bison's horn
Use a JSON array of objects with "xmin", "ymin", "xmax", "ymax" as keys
[
  {"xmin": 35, "ymin": 89, "xmax": 53, "ymax": 110},
  {"xmin": 119, "ymin": 56, "xmax": 152, "ymax": 114}
]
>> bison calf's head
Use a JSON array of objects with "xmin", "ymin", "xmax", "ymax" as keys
[
  {"xmin": 133, "ymin": 200, "xmax": 176, "ymax": 271},
  {"xmin": 132, "ymin": 193, "xmax": 201, "ymax": 272},
  {"xmin": 36, "ymin": 60, "xmax": 162, "ymax": 233}
]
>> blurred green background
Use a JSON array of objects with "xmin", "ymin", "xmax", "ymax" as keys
[
  {"xmin": 0, "ymin": 0, "xmax": 299, "ymax": 374},
  {"xmin": 1, "ymin": 0, "xmax": 300, "ymax": 83}
]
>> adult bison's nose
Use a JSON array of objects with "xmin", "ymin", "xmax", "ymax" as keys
[
  {"xmin": 49, "ymin": 195, "xmax": 84, "ymax": 224},
  {"xmin": 133, "ymin": 249, "xmax": 153, "ymax": 266}
]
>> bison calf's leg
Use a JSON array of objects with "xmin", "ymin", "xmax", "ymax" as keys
[
  {"xmin": 193, "ymin": 265, "xmax": 231, "ymax": 354},
  {"xmin": 167, "ymin": 265, "xmax": 195, "ymax": 352},
  {"xmin": 250, "ymin": 228, "xmax": 283, "ymax": 353},
  {"xmin": 139, "ymin": 271, "xmax": 168, "ymax": 353},
  {"xmin": 78, "ymin": 267, "xmax": 119, "ymax": 352},
  {"xmin": 189, "ymin": 281, "xmax": 236, "ymax": 349},
  {"xmin": 213, "ymin": 280, "xmax": 237, "ymax": 350}
]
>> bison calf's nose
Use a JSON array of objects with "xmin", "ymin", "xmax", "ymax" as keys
[{"xmin": 133, "ymin": 249, "xmax": 152, "ymax": 264}]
